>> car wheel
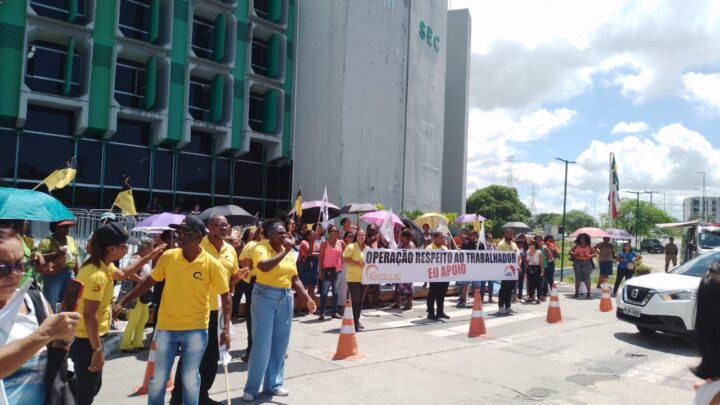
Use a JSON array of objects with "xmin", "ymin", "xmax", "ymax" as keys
[{"xmin": 637, "ymin": 325, "xmax": 655, "ymax": 335}]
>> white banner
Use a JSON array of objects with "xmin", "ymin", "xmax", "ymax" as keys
[{"xmin": 361, "ymin": 249, "xmax": 519, "ymax": 284}]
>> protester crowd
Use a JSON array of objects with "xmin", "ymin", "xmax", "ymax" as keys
[{"xmin": 0, "ymin": 209, "xmax": 717, "ymax": 405}]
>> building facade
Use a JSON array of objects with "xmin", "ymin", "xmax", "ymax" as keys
[
  {"xmin": 683, "ymin": 196, "xmax": 720, "ymax": 222},
  {"xmin": 0, "ymin": 0, "xmax": 295, "ymax": 216},
  {"xmin": 292, "ymin": 0, "xmax": 469, "ymax": 213}
]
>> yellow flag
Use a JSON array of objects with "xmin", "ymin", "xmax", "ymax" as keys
[
  {"xmin": 42, "ymin": 157, "xmax": 77, "ymax": 192},
  {"xmin": 294, "ymin": 188, "xmax": 303, "ymax": 217},
  {"xmin": 473, "ymin": 216, "xmax": 481, "ymax": 232},
  {"xmin": 113, "ymin": 180, "xmax": 137, "ymax": 215}
]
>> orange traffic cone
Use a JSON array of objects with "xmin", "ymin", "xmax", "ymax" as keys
[
  {"xmin": 546, "ymin": 283, "xmax": 562, "ymax": 323},
  {"xmin": 133, "ymin": 338, "xmax": 174, "ymax": 395},
  {"xmin": 332, "ymin": 298, "xmax": 363, "ymax": 360},
  {"xmin": 599, "ymin": 283, "xmax": 613, "ymax": 312},
  {"xmin": 468, "ymin": 288, "xmax": 487, "ymax": 337}
]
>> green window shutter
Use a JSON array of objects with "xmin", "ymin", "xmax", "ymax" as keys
[
  {"xmin": 63, "ymin": 37, "xmax": 76, "ymax": 96},
  {"xmin": 68, "ymin": 0, "xmax": 78, "ymax": 23},
  {"xmin": 144, "ymin": 56, "xmax": 157, "ymax": 110},
  {"xmin": 148, "ymin": 0, "xmax": 160, "ymax": 44},
  {"xmin": 262, "ymin": 90, "xmax": 277, "ymax": 133},
  {"xmin": 210, "ymin": 74, "xmax": 224, "ymax": 123},
  {"xmin": 268, "ymin": 0, "xmax": 282, "ymax": 23},
  {"xmin": 268, "ymin": 34, "xmax": 280, "ymax": 79},
  {"xmin": 213, "ymin": 14, "xmax": 226, "ymax": 62}
]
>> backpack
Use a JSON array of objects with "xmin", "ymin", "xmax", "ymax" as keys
[{"xmin": 27, "ymin": 288, "xmax": 76, "ymax": 405}]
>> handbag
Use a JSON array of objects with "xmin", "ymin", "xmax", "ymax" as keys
[{"xmin": 322, "ymin": 267, "xmax": 337, "ymax": 282}]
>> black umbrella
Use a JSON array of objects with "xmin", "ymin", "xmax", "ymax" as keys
[
  {"xmin": 198, "ymin": 205, "xmax": 256, "ymax": 226},
  {"xmin": 340, "ymin": 203, "xmax": 377, "ymax": 214},
  {"xmin": 401, "ymin": 218, "xmax": 426, "ymax": 247},
  {"xmin": 500, "ymin": 221, "xmax": 532, "ymax": 234},
  {"xmin": 288, "ymin": 200, "xmax": 341, "ymax": 224}
]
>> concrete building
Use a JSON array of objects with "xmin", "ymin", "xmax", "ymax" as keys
[
  {"xmin": 293, "ymin": 0, "xmax": 470, "ymax": 213},
  {"xmin": 0, "ymin": 0, "xmax": 295, "ymax": 216},
  {"xmin": 683, "ymin": 196, "xmax": 720, "ymax": 222}
]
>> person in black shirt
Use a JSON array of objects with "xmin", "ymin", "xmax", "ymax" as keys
[{"xmin": 456, "ymin": 231, "xmax": 486, "ymax": 308}]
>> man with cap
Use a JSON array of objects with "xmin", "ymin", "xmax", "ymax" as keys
[
  {"xmin": 115, "ymin": 216, "xmax": 232, "ymax": 405},
  {"xmin": 71, "ymin": 223, "xmax": 165, "ymax": 405},
  {"xmin": 170, "ymin": 215, "xmax": 247, "ymax": 405},
  {"xmin": 37, "ymin": 219, "xmax": 80, "ymax": 310}
]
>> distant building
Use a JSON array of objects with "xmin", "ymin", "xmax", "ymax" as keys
[{"xmin": 683, "ymin": 197, "xmax": 720, "ymax": 222}]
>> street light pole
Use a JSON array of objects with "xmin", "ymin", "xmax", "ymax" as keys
[
  {"xmin": 624, "ymin": 190, "xmax": 651, "ymax": 250},
  {"xmin": 555, "ymin": 157, "xmax": 576, "ymax": 282},
  {"xmin": 698, "ymin": 171, "xmax": 706, "ymax": 221}
]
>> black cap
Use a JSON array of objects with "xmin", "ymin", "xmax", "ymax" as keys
[
  {"xmin": 94, "ymin": 223, "xmax": 130, "ymax": 245},
  {"xmin": 169, "ymin": 215, "xmax": 208, "ymax": 236}
]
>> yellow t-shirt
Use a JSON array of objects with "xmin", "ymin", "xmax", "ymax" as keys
[
  {"xmin": 37, "ymin": 235, "xmax": 79, "ymax": 270},
  {"xmin": 75, "ymin": 261, "xmax": 116, "ymax": 338},
  {"xmin": 151, "ymin": 248, "xmax": 229, "ymax": 331},
  {"xmin": 342, "ymin": 243, "xmax": 365, "ymax": 283},
  {"xmin": 496, "ymin": 239, "xmax": 519, "ymax": 253},
  {"xmin": 239, "ymin": 240, "xmax": 259, "ymax": 283},
  {"xmin": 252, "ymin": 240, "xmax": 297, "ymax": 289},
  {"xmin": 426, "ymin": 243, "xmax": 448, "ymax": 251},
  {"xmin": 201, "ymin": 237, "xmax": 238, "ymax": 311}
]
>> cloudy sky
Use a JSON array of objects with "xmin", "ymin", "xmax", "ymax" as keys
[{"xmin": 450, "ymin": 0, "xmax": 720, "ymax": 221}]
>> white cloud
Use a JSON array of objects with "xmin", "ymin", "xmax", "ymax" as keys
[
  {"xmin": 611, "ymin": 121, "xmax": 649, "ymax": 135},
  {"xmin": 682, "ymin": 72, "xmax": 720, "ymax": 113}
]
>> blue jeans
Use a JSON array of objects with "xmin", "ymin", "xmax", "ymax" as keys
[
  {"xmin": 543, "ymin": 261, "xmax": 556, "ymax": 296},
  {"xmin": 150, "ymin": 329, "xmax": 208, "ymax": 405},
  {"xmin": 244, "ymin": 283, "xmax": 293, "ymax": 396},
  {"xmin": 42, "ymin": 269, "xmax": 73, "ymax": 311},
  {"xmin": 319, "ymin": 270, "xmax": 340, "ymax": 316},
  {"xmin": 480, "ymin": 281, "xmax": 495, "ymax": 301}
]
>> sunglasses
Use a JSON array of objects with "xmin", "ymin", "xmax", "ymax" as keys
[{"xmin": 0, "ymin": 259, "xmax": 26, "ymax": 278}]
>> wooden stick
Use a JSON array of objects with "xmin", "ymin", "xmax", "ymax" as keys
[{"xmin": 224, "ymin": 364, "xmax": 231, "ymax": 405}]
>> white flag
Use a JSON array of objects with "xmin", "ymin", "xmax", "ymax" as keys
[
  {"xmin": 0, "ymin": 280, "xmax": 33, "ymax": 405},
  {"xmin": 379, "ymin": 209, "xmax": 398, "ymax": 249},
  {"xmin": 318, "ymin": 186, "xmax": 329, "ymax": 224},
  {"xmin": 478, "ymin": 220, "xmax": 486, "ymax": 250}
]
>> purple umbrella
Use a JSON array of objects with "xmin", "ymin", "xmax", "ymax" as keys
[
  {"xmin": 360, "ymin": 210, "xmax": 404, "ymax": 228},
  {"xmin": 132, "ymin": 213, "xmax": 185, "ymax": 233},
  {"xmin": 605, "ymin": 228, "xmax": 633, "ymax": 238},
  {"xmin": 455, "ymin": 213, "xmax": 487, "ymax": 224}
]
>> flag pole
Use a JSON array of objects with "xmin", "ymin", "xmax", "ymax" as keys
[{"xmin": 608, "ymin": 153, "xmax": 613, "ymax": 230}]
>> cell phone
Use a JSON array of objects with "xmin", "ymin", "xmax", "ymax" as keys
[{"xmin": 59, "ymin": 280, "xmax": 84, "ymax": 312}]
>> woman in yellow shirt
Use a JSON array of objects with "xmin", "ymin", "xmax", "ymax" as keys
[
  {"xmin": 341, "ymin": 230, "xmax": 367, "ymax": 332},
  {"xmin": 243, "ymin": 219, "xmax": 316, "ymax": 401}
]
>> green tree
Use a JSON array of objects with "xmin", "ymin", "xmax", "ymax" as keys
[
  {"xmin": 466, "ymin": 185, "xmax": 531, "ymax": 236},
  {"xmin": 564, "ymin": 210, "xmax": 597, "ymax": 232},
  {"xmin": 616, "ymin": 199, "xmax": 674, "ymax": 236},
  {"xmin": 399, "ymin": 209, "xmax": 424, "ymax": 220},
  {"xmin": 531, "ymin": 212, "xmax": 562, "ymax": 228}
]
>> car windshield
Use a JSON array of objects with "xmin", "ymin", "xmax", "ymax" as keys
[
  {"xmin": 698, "ymin": 228, "xmax": 720, "ymax": 249},
  {"xmin": 670, "ymin": 250, "xmax": 720, "ymax": 277}
]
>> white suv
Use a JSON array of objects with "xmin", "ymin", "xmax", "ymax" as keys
[{"xmin": 616, "ymin": 249, "xmax": 720, "ymax": 335}]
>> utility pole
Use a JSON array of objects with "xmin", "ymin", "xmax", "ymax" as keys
[
  {"xmin": 624, "ymin": 190, "xmax": 652, "ymax": 250},
  {"xmin": 555, "ymin": 157, "xmax": 576, "ymax": 282},
  {"xmin": 645, "ymin": 190, "xmax": 660, "ymax": 206},
  {"xmin": 698, "ymin": 171, "xmax": 706, "ymax": 221}
]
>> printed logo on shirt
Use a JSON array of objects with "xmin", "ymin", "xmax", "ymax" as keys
[
  {"xmin": 92, "ymin": 284, "xmax": 102, "ymax": 292},
  {"xmin": 193, "ymin": 271, "xmax": 204, "ymax": 281}
]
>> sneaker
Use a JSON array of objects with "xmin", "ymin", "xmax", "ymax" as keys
[
  {"xmin": 269, "ymin": 388, "xmax": 289, "ymax": 397},
  {"xmin": 497, "ymin": 308, "xmax": 508, "ymax": 315},
  {"xmin": 507, "ymin": 307, "xmax": 517, "ymax": 314},
  {"xmin": 357, "ymin": 322, "xmax": 365, "ymax": 330},
  {"xmin": 427, "ymin": 314, "xmax": 438, "ymax": 321},
  {"xmin": 456, "ymin": 301, "xmax": 466, "ymax": 308},
  {"xmin": 242, "ymin": 393, "xmax": 255, "ymax": 402},
  {"xmin": 437, "ymin": 313, "xmax": 450, "ymax": 319}
]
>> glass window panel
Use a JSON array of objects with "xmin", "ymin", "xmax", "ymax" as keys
[
  {"xmin": 76, "ymin": 140, "xmax": 102, "ymax": 184},
  {"xmin": 251, "ymin": 36, "xmax": 268, "ymax": 76},
  {"xmin": 265, "ymin": 166, "xmax": 279, "ymax": 199},
  {"xmin": 254, "ymin": 0, "xmax": 269, "ymax": 18},
  {"xmin": 73, "ymin": 186, "xmax": 101, "ymax": 209},
  {"xmin": 147, "ymin": 192, "xmax": 171, "ymax": 213},
  {"xmin": 105, "ymin": 144, "xmax": 150, "ymax": 188},
  {"xmin": 214, "ymin": 158, "xmax": 231, "ymax": 195},
  {"xmin": 183, "ymin": 131, "xmax": 213, "ymax": 155},
  {"xmin": 233, "ymin": 198, "xmax": 261, "ymax": 217},
  {"xmin": 18, "ymin": 133, "xmax": 74, "ymax": 181},
  {"xmin": 0, "ymin": 128, "xmax": 17, "ymax": 179},
  {"xmin": 213, "ymin": 196, "xmax": 229, "ymax": 206},
  {"xmin": 191, "ymin": 16, "xmax": 215, "ymax": 59},
  {"xmin": 119, "ymin": 0, "xmax": 150, "ymax": 41},
  {"xmin": 233, "ymin": 161, "xmax": 262, "ymax": 198},
  {"xmin": 176, "ymin": 193, "xmax": 211, "ymax": 213},
  {"xmin": 176, "ymin": 153, "xmax": 211, "ymax": 194},
  {"xmin": 188, "ymin": 78, "xmax": 212, "ymax": 121},
  {"xmin": 114, "ymin": 59, "xmax": 146, "ymax": 109},
  {"xmin": 152, "ymin": 149, "xmax": 174, "ymax": 191},
  {"xmin": 30, "ymin": 0, "xmax": 69, "ymax": 21},
  {"xmin": 25, "ymin": 106, "xmax": 74, "ymax": 135},
  {"xmin": 264, "ymin": 200, "xmax": 289, "ymax": 219},
  {"xmin": 248, "ymin": 92, "xmax": 264, "ymax": 132},
  {"xmin": 114, "ymin": 119, "xmax": 150, "ymax": 146}
]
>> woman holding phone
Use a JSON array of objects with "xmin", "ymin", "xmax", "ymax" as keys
[
  {"xmin": 70, "ymin": 223, "xmax": 164, "ymax": 405},
  {"xmin": 243, "ymin": 219, "xmax": 316, "ymax": 401},
  {"xmin": 613, "ymin": 243, "xmax": 641, "ymax": 297}
]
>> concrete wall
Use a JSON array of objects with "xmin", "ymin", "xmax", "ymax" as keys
[
  {"xmin": 293, "ymin": 0, "xmax": 450, "ymax": 211},
  {"xmin": 441, "ymin": 9, "xmax": 471, "ymax": 214}
]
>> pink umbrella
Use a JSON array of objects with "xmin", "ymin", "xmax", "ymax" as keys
[
  {"xmin": 455, "ymin": 213, "xmax": 487, "ymax": 224},
  {"xmin": 569, "ymin": 227, "xmax": 610, "ymax": 238},
  {"xmin": 360, "ymin": 210, "xmax": 404, "ymax": 228}
]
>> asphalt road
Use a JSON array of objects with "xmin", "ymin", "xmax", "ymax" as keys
[{"xmin": 97, "ymin": 278, "xmax": 699, "ymax": 404}]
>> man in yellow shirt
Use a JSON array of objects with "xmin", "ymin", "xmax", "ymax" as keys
[
  {"xmin": 496, "ymin": 229, "xmax": 519, "ymax": 315},
  {"xmin": 115, "ymin": 216, "xmax": 232, "ymax": 405},
  {"xmin": 426, "ymin": 232, "xmax": 450, "ymax": 321},
  {"xmin": 171, "ymin": 215, "xmax": 245, "ymax": 405}
]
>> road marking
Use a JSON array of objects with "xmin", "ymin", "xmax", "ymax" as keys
[{"xmin": 444, "ymin": 312, "xmax": 543, "ymax": 334}]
